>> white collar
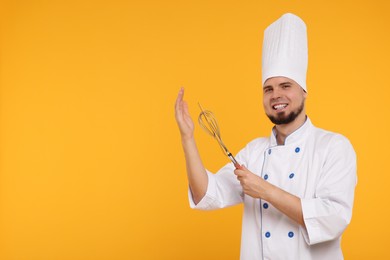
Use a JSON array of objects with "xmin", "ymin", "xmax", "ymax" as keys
[{"xmin": 270, "ymin": 116, "xmax": 312, "ymax": 146}]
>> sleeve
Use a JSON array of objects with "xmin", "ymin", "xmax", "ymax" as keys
[
  {"xmin": 188, "ymin": 166, "xmax": 244, "ymax": 210},
  {"xmin": 188, "ymin": 138, "xmax": 261, "ymax": 210},
  {"xmin": 300, "ymin": 135, "xmax": 357, "ymax": 245}
]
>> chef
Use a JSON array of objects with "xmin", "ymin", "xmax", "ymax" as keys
[{"xmin": 174, "ymin": 13, "xmax": 357, "ymax": 260}]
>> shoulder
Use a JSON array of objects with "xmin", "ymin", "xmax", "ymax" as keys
[
  {"xmin": 310, "ymin": 125, "xmax": 356, "ymax": 157},
  {"xmin": 309, "ymin": 125, "xmax": 357, "ymax": 183}
]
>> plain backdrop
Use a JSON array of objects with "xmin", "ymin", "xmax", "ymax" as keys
[{"xmin": 1, "ymin": 0, "xmax": 389, "ymax": 259}]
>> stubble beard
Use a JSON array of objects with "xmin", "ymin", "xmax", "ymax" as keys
[{"xmin": 266, "ymin": 101, "xmax": 305, "ymax": 125}]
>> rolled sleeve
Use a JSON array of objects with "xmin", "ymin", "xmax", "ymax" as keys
[
  {"xmin": 188, "ymin": 170, "xmax": 218, "ymax": 210},
  {"xmin": 188, "ymin": 164, "xmax": 244, "ymax": 210},
  {"xmin": 301, "ymin": 197, "xmax": 349, "ymax": 245},
  {"xmin": 301, "ymin": 135, "xmax": 357, "ymax": 245}
]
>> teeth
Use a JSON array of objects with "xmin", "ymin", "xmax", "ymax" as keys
[{"xmin": 273, "ymin": 104, "xmax": 287, "ymax": 110}]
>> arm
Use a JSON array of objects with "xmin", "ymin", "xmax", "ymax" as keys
[
  {"xmin": 300, "ymin": 136, "xmax": 357, "ymax": 244},
  {"xmin": 174, "ymin": 88, "xmax": 208, "ymax": 204},
  {"xmin": 234, "ymin": 135, "xmax": 357, "ymax": 244},
  {"xmin": 234, "ymin": 166, "xmax": 305, "ymax": 227}
]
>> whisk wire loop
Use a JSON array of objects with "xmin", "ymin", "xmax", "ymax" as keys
[{"xmin": 198, "ymin": 103, "xmax": 239, "ymax": 166}]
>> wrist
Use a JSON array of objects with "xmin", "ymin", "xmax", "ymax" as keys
[
  {"xmin": 262, "ymin": 181, "xmax": 276, "ymax": 201},
  {"xmin": 181, "ymin": 135, "xmax": 195, "ymax": 145}
]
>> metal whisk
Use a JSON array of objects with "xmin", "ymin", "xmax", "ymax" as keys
[{"xmin": 198, "ymin": 103, "xmax": 240, "ymax": 167}]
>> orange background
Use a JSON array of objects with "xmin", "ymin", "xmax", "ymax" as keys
[{"xmin": 1, "ymin": 0, "xmax": 389, "ymax": 259}]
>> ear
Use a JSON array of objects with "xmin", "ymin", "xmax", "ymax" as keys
[{"xmin": 302, "ymin": 89, "xmax": 308, "ymax": 99}]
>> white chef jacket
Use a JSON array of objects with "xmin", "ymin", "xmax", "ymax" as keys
[{"xmin": 189, "ymin": 117, "xmax": 357, "ymax": 260}]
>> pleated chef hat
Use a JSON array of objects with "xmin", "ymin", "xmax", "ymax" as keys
[{"xmin": 262, "ymin": 13, "xmax": 308, "ymax": 92}]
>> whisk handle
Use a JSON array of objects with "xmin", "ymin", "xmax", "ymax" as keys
[{"xmin": 227, "ymin": 152, "xmax": 241, "ymax": 169}]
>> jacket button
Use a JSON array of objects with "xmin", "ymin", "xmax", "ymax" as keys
[
  {"xmin": 263, "ymin": 203, "xmax": 269, "ymax": 209},
  {"xmin": 264, "ymin": 174, "xmax": 269, "ymax": 180},
  {"xmin": 295, "ymin": 147, "xmax": 300, "ymax": 153},
  {"xmin": 265, "ymin": 232, "xmax": 271, "ymax": 238},
  {"xmin": 289, "ymin": 173, "xmax": 295, "ymax": 179},
  {"xmin": 268, "ymin": 149, "xmax": 272, "ymax": 155},
  {"xmin": 288, "ymin": 231, "xmax": 294, "ymax": 238}
]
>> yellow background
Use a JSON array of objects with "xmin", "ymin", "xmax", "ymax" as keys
[{"xmin": 1, "ymin": 0, "xmax": 389, "ymax": 259}]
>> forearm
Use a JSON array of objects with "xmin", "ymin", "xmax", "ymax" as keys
[
  {"xmin": 235, "ymin": 167, "xmax": 305, "ymax": 226},
  {"xmin": 181, "ymin": 137, "xmax": 208, "ymax": 204},
  {"xmin": 264, "ymin": 183, "xmax": 305, "ymax": 227}
]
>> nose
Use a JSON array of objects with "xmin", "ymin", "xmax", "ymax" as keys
[{"xmin": 270, "ymin": 87, "xmax": 281, "ymax": 100}]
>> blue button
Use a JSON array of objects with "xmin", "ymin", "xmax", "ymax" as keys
[
  {"xmin": 263, "ymin": 203, "xmax": 269, "ymax": 209},
  {"xmin": 268, "ymin": 149, "xmax": 272, "ymax": 155},
  {"xmin": 265, "ymin": 232, "xmax": 271, "ymax": 238},
  {"xmin": 289, "ymin": 173, "xmax": 295, "ymax": 179},
  {"xmin": 295, "ymin": 147, "xmax": 300, "ymax": 153},
  {"xmin": 264, "ymin": 174, "xmax": 269, "ymax": 180},
  {"xmin": 288, "ymin": 231, "xmax": 294, "ymax": 238}
]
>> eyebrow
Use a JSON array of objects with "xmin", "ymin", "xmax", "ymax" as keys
[
  {"xmin": 263, "ymin": 81, "xmax": 292, "ymax": 89},
  {"xmin": 279, "ymin": 81, "xmax": 292, "ymax": 86}
]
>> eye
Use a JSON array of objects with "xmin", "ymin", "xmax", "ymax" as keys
[{"xmin": 263, "ymin": 87, "xmax": 273, "ymax": 93}]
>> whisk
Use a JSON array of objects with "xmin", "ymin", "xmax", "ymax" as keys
[{"xmin": 198, "ymin": 103, "xmax": 240, "ymax": 167}]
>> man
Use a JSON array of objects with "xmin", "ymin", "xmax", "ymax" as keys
[{"xmin": 174, "ymin": 13, "xmax": 356, "ymax": 260}]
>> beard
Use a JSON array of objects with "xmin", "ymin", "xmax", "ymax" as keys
[{"xmin": 266, "ymin": 101, "xmax": 305, "ymax": 125}]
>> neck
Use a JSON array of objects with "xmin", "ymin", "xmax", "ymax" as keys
[{"xmin": 274, "ymin": 113, "xmax": 307, "ymax": 145}]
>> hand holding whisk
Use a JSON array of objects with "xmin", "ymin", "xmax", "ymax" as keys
[{"xmin": 198, "ymin": 103, "xmax": 241, "ymax": 168}]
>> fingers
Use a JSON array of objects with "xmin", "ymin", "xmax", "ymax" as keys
[
  {"xmin": 175, "ymin": 87, "xmax": 192, "ymax": 118},
  {"xmin": 236, "ymin": 164, "xmax": 246, "ymax": 170},
  {"xmin": 234, "ymin": 166, "xmax": 254, "ymax": 185},
  {"xmin": 175, "ymin": 87, "xmax": 191, "ymax": 121},
  {"xmin": 234, "ymin": 165, "xmax": 247, "ymax": 176},
  {"xmin": 175, "ymin": 87, "xmax": 187, "ymax": 124},
  {"xmin": 175, "ymin": 87, "xmax": 184, "ymax": 113},
  {"xmin": 174, "ymin": 87, "xmax": 195, "ymax": 139}
]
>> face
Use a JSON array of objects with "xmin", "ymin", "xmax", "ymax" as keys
[{"xmin": 263, "ymin": 77, "xmax": 307, "ymax": 125}]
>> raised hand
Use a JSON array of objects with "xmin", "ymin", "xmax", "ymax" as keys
[{"xmin": 174, "ymin": 88, "xmax": 208, "ymax": 204}]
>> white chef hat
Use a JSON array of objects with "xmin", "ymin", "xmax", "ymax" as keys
[{"xmin": 262, "ymin": 13, "xmax": 308, "ymax": 92}]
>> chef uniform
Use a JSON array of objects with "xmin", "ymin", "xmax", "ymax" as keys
[{"xmin": 188, "ymin": 13, "xmax": 357, "ymax": 260}]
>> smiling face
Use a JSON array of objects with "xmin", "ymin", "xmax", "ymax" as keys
[{"xmin": 263, "ymin": 76, "xmax": 307, "ymax": 125}]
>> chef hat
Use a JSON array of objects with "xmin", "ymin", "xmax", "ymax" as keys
[{"xmin": 262, "ymin": 13, "xmax": 308, "ymax": 92}]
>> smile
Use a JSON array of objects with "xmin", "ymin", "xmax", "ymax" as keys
[{"xmin": 272, "ymin": 104, "xmax": 288, "ymax": 110}]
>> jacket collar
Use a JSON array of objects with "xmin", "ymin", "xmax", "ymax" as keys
[{"xmin": 270, "ymin": 116, "xmax": 312, "ymax": 146}]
